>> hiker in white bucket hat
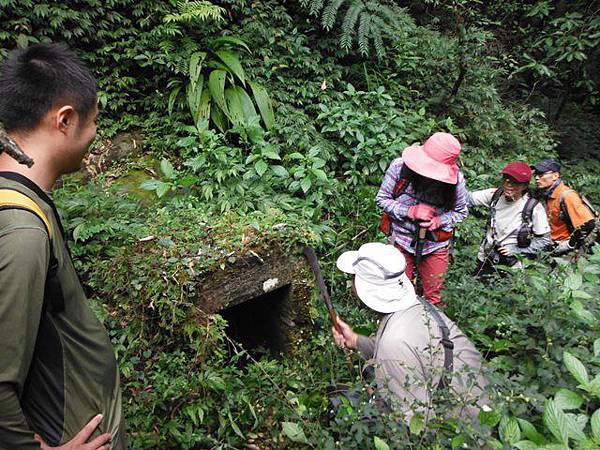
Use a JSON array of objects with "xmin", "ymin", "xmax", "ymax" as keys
[{"xmin": 332, "ymin": 242, "xmax": 488, "ymax": 421}]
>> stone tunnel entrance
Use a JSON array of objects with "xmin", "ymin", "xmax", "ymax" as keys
[
  {"xmin": 194, "ymin": 248, "xmax": 311, "ymax": 356},
  {"xmin": 220, "ymin": 284, "xmax": 292, "ymax": 356}
]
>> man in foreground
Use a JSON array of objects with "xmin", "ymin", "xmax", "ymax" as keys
[
  {"xmin": 331, "ymin": 242, "xmax": 487, "ymax": 421},
  {"xmin": 0, "ymin": 44, "xmax": 126, "ymax": 449},
  {"xmin": 532, "ymin": 159, "xmax": 597, "ymax": 255},
  {"xmin": 468, "ymin": 161, "xmax": 551, "ymax": 277}
]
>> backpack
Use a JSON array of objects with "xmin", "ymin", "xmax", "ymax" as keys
[
  {"xmin": 488, "ymin": 187, "xmax": 539, "ymax": 248},
  {"xmin": 379, "ymin": 178, "xmax": 453, "ymax": 242},
  {"xmin": 0, "ymin": 188, "xmax": 64, "ymax": 313},
  {"xmin": 558, "ymin": 189, "xmax": 600, "ymax": 247}
]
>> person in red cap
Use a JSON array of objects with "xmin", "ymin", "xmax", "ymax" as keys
[
  {"xmin": 376, "ymin": 132, "xmax": 469, "ymax": 305},
  {"xmin": 468, "ymin": 161, "xmax": 551, "ymax": 277}
]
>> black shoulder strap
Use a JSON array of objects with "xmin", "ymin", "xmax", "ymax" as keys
[
  {"xmin": 392, "ymin": 177, "xmax": 409, "ymax": 199},
  {"xmin": 486, "ymin": 187, "xmax": 504, "ymax": 231},
  {"xmin": 521, "ymin": 197, "xmax": 538, "ymax": 226},
  {"xmin": 559, "ymin": 189, "xmax": 576, "ymax": 233},
  {"xmin": 417, "ymin": 297, "xmax": 453, "ymax": 390}
]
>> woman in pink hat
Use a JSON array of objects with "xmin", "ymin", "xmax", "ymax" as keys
[{"xmin": 376, "ymin": 132, "xmax": 468, "ymax": 305}]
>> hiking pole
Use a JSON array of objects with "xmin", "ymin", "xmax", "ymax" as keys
[
  {"xmin": 412, "ymin": 225, "xmax": 427, "ymax": 292},
  {"xmin": 0, "ymin": 126, "xmax": 34, "ymax": 167},
  {"xmin": 303, "ymin": 246, "xmax": 354, "ymax": 374}
]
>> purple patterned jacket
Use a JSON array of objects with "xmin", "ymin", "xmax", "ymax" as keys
[{"xmin": 376, "ymin": 157, "xmax": 469, "ymax": 255}]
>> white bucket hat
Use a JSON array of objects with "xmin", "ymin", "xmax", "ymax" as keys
[{"xmin": 336, "ymin": 242, "xmax": 417, "ymax": 313}]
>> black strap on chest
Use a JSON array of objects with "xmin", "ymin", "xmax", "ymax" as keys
[{"xmin": 417, "ymin": 297, "xmax": 454, "ymax": 390}]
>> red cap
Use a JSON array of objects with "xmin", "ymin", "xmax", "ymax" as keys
[{"xmin": 500, "ymin": 161, "xmax": 532, "ymax": 183}]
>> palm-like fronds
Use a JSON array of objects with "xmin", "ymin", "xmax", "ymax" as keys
[
  {"xmin": 164, "ymin": 0, "xmax": 226, "ymax": 23},
  {"xmin": 298, "ymin": 0, "xmax": 402, "ymax": 57}
]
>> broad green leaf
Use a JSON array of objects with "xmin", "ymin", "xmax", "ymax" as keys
[
  {"xmin": 197, "ymin": 88, "xmax": 211, "ymax": 130},
  {"xmin": 409, "ymin": 413, "xmax": 423, "ymax": 435},
  {"xmin": 208, "ymin": 69, "xmax": 228, "ymax": 114},
  {"xmin": 167, "ymin": 84, "xmax": 181, "ymax": 116},
  {"xmin": 591, "ymin": 409, "xmax": 600, "ymax": 440},
  {"xmin": 212, "ymin": 36, "xmax": 251, "ymax": 53},
  {"xmin": 554, "ymin": 389, "xmax": 584, "ymax": 410},
  {"xmin": 594, "ymin": 339, "xmax": 600, "ymax": 358},
  {"xmin": 479, "ymin": 408, "xmax": 502, "ymax": 427},
  {"xmin": 225, "ymin": 86, "xmax": 258, "ymax": 125},
  {"xmin": 281, "ymin": 422, "xmax": 308, "ymax": 444},
  {"xmin": 254, "ymin": 160, "xmax": 268, "ymax": 177},
  {"xmin": 571, "ymin": 300, "xmax": 595, "ymax": 324},
  {"xmin": 564, "ymin": 413, "xmax": 587, "ymax": 441},
  {"xmin": 210, "ymin": 103, "xmax": 228, "ymax": 132},
  {"xmin": 140, "ymin": 179, "xmax": 164, "ymax": 191},
  {"xmin": 160, "ymin": 159, "xmax": 176, "ymax": 179},
  {"xmin": 300, "ymin": 177, "xmax": 312, "ymax": 193},
  {"xmin": 311, "ymin": 168, "xmax": 328, "ymax": 181},
  {"xmin": 500, "ymin": 416, "xmax": 521, "ymax": 445},
  {"xmin": 156, "ymin": 183, "xmax": 171, "ymax": 198},
  {"xmin": 186, "ymin": 75, "xmax": 204, "ymax": 124},
  {"xmin": 543, "ymin": 399, "xmax": 569, "ymax": 445},
  {"xmin": 564, "ymin": 351, "xmax": 590, "ymax": 386},
  {"xmin": 571, "ymin": 290, "xmax": 592, "ymax": 299},
  {"xmin": 261, "ymin": 145, "xmax": 280, "ymax": 160},
  {"xmin": 228, "ymin": 412, "xmax": 244, "ymax": 438},
  {"xmin": 517, "ymin": 418, "xmax": 546, "ymax": 445},
  {"xmin": 249, "ymin": 81, "xmax": 275, "ymax": 129},
  {"xmin": 271, "ymin": 165, "xmax": 289, "ymax": 178},
  {"xmin": 451, "ymin": 434, "xmax": 465, "ymax": 450},
  {"xmin": 514, "ymin": 441, "xmax": 541, "ymax": 450},
  {"xmin": 188, "ymin": 51, "xmax": 206, "ymax": 85},
  {"xmin": 215, "ymin": 50, "xmax": 246, "ymax": 86},
  {"xmin": 374, "ymin": 436, "xmax": 390, "ymax": 450}
]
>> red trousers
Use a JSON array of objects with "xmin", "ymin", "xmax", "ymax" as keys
[{"xmin": 396, "ymin": 246, "xmax": 450, "ymax": 305}]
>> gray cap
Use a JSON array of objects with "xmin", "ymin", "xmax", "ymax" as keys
[{"xmin": 531, "ymin": 159, "xmax": 561, "ymax": 173}]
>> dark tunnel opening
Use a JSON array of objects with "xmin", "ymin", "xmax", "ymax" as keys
[{"xmin": 220, "ymin": 284, "xmax": 292, "ymax": 358}]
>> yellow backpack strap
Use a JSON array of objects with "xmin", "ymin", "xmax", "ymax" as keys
[{"xmin": 0, "ymin": 189, "xmax": 53, "ymax": 240}]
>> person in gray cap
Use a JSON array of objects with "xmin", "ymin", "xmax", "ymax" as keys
[
  {"xmin": 331, "ymin": 242, "xmax": 488, "ymax": 421},
  {"xmin": 532, "ymin": 159, "xmax": 597, "ymax": 255}
]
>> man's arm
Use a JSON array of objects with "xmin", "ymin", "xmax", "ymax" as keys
[{"xmin": 0, "ymin": 218, "xmax": 49, "ymax": 449}]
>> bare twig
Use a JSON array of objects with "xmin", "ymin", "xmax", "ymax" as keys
[{"xmin": 0, "ymin": 126, "xmax": 34, "ymax": 167}]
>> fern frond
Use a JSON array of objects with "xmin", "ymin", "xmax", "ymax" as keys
[
  {"xmin": 164, "ymin": 0, "xmax": 226, "ymax": 23},
  {"xmin": 341, "ymin": 1, "xmax": 365, "ymax": 50},
  {"xmin": 309, "ymin": 0, "xmax": 325, "ymax": 15},
  {"xmin": 322, "ymin": 0, "xmax": 345, "ymax": 31},
  {"xmin": 357, "ymin": 12, "xmax": 371, "ymax": 56},
  {"xmin": 370, "ymin": 16, "xmax": 385, "ymax": 58}
]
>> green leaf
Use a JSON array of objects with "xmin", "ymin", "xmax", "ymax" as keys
[
  {"xmin": 374, "ymin": 436, "xmax": 390, "ymax": 450},
  {"xmin": 564, "ymin": 351, "xmax": 590, "ymax": 386},
  {"xmin": 140, "ymin": 179, "xmax": 164, "ymax": 191},
  {"xmin": 591, "ymin": 409, "xmax": 600, "ymax": 440},
  {"xmin": 409, "ymin": 413, "xmax": 423, "ymax": 435},
  {"xmin": 564, "ymin": 413, "xmax": 587, "ymax": 442},
  {"xmin": 215, "ymin": 50, "xmax": 246, "ymax": 86},
  {"xmin": 514, "ymin": 441, "xmax": 541, "ymax": 450},
  {"xmin": 167, "ymin": 84, "xmax": 181, "ymax": 116},
  {"xmin": 261, "ymin": 146, "xmax": 281, "ymax": 160},
  {"xmin": 479, "ymin": 408, "xmax": 502, "ymax": 427},
  {"xmin": 188, "ymin": 51, "xmax": 206, "ymax": 85},
  {"xmin": 197, "ymin": 89, "xmax": 211, "ymax": 129},
  {"xmin": 156, "ymin": 183, "xmax": 171, "ymax": 198},
  {"xmin": 570, "ymin": 300, "xmax": 595, "ymax": 324},
  {"xmin": 517, "ymin": 418, "xmax": 546, "ymax": 445},
  {"xmin": 225, "ymin": 86, "xmax": 258, "ymax": 125},
  {"xmin": 300, "ymin": 177, "xmax": 312, "ymax": 193},
  {"xmin": 208, "ymin": 69, "xmax": 228, "ymax": 114},
  {"xmin": 594, "ymin": 339, "xmax": 600, "ymax": 358},
  {"xmin": 160, "ymin": 159, "xmax": 176, "ymax": 179},
  {"xmin": 271, "ymin": 165, "xmax": 289, "ymax": 178},
  {"xmin": 571, "ymin": 290, "xmax": 592, "ymax": 299},
  {"xmin": 210, "ymin": 103, "xmax": 228, "ymax": 132},
  {"xmin": 254, "ymin": 160, "xmax": 268, "ymax": 177},
  {"xmin": 212, "ymin": 36, "xmax": 251, "ymax": 53},
  {"xmin": 282, "ymin": 422, "xmax": 308, "ymax": 444},
  {"xmin": 543, "ymin": 399, "xmax": 570, "ymax": 445},
  {"xmin": 228, "ymin": 412, "xmax": 244, "ymax": 438},
  {"xmin": 249, "ymin": 81, "xmax": 275, "ymax": 130},
  {"xmin": 554, "ymin": 389, "xmax": 584, "ymax": 410},
  {"xmin": 500, "ymin": 416, "xmax": 521, "ymax": 445}
]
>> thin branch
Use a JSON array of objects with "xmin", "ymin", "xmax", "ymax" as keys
[{"xmin": 0, "ymin": 127, "xmax": 34, "ymax": 167}]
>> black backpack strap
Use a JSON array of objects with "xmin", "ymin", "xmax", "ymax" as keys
[
  {"xmin": 417, "ymin": 297, "xmax": 453, "ymax": 390},
  {"xmin": 485, "ymin": 187, "xmax": 504, "ymax": 240},
  {"xmin": 517, "ymin": 197, "xmax": 539, "ymax": 248},
  {"xmin": 559, "ymin": 189, "xmax": 576, "ymax": 234}
]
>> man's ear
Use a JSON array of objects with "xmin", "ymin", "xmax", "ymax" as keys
[{"xmin": 54, "ymin": 105, "xmax": 76, "ymax": 134}]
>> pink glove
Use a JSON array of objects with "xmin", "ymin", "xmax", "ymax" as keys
[
  {"xmin": 421, "ymin": 216, "xmax": 442, "ymax": 230},
  {"xmin": 407, "ymin": 204, "xmax": 435, "ymax": 221}
]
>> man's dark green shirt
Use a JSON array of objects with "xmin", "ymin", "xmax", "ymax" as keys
[{"xmin": 0, "ymin": 173, "xmax": 126, "ymax": 449}]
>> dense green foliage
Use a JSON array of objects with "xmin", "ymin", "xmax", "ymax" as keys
[{"xmin": 2, "ymin": 0, "xmax": 600, "ymax": 448}]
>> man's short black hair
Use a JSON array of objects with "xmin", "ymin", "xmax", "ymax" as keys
[{"xmin": 0, "ymin": 43, "xmax": 97, "ymax": 133}]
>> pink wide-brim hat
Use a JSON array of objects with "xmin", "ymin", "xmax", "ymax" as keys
[{"xmin": 401, "ymin": 132, "xmax": 461, "ymax": 184}]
